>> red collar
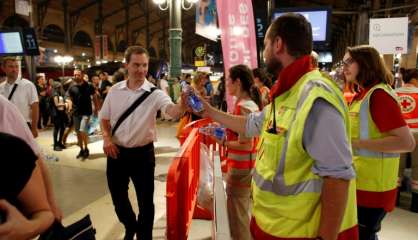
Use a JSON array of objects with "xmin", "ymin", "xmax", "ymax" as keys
[{"xmin": 269, "ymin": 55, "xmax": 314, "ymax": 101}]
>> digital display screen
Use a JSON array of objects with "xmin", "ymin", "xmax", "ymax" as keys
[
  {"xmin": 273, "ymin": 9, "xmax": 330, "ymax": 42},
  {"xmin": 318, "ymin": 52, "xmax": 333, "ymax": 63},
  {"xmin": 0, "ymin": 32, "xmax": 24, "ymax": 55}
]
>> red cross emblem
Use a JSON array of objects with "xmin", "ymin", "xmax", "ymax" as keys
[
  {"xmin": 398, "ymin": 95, "xmax": 416, "ymax": 114},
  {"xmin": 401, "ymin": 99, "xmax": 411, "ymax": 109}
]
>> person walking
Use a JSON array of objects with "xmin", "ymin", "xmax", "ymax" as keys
[
  {"xmin": 51, "ymin": 82, "xmax": 68, "ymax": 151},
  {"xmin": 67, "ymin": 69, "xmax": 97, "ymax": 159},
  {"xmin": 198, "ymin": 13, "xmax": 359, "ymax": 240},
  {"xmin": 99, "ymin": 46, "xmax": 184, "ymax": 240},
  {"xmin": 343, "ymin": 45, "xmax": 415, "ymax": 240}
]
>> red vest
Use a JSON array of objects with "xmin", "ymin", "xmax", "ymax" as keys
[
  {"xmin": 396, "ymin": 86, "xmax": 418, "ymax": 129},
  {"xmin": 225, "ymin": 103, "xmax": 257, "ymax": 178}
]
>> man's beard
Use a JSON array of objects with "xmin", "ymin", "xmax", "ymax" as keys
[{"xmin": 265, "ymin": 57, "xmax": 283, "ymax": 77}]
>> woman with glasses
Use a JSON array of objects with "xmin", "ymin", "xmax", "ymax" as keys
[{"xmin": 343, "ymin": 45, "xmax": 415, "ymax": 240}]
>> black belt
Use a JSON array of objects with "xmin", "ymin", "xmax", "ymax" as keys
[{"xmin": 116, "ymin": 142, "xmax": 154, "ymax": 153}]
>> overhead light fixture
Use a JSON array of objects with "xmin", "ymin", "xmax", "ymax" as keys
[{"xmin": 153, "ymin": 0, "xmax": 197, "ymax": 11}]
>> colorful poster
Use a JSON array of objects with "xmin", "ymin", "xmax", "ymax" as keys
[
  {"xmin": 216, "ymin": 0, "xmax": 258, "ymax": 112},
  {"xmin": 195, "ymin": 0, "xmax": 218, "ymax": 41}
]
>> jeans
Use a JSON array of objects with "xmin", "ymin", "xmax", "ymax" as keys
[{"xmin": 358, "ymin": 206, "xmax": 387, "ymax": 240}]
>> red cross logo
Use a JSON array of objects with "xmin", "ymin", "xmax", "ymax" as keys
[
  {"xmin": 401, "ymin": 99, "xmax": 411, "ymax": 109},
  {"xmin": 398, "ymin": 95, "xmax": 416, "ymax": 114}
]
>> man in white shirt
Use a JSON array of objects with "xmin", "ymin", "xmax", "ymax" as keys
[
  {"xmin": 99, "ymin": 46, "xmax": 184, "ymax": 240},
  {"xmin": 0, "ymin": 57, "xmax": 39, "ymax": 138}
]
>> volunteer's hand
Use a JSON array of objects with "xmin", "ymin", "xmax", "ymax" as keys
[
  {"xmin": 195, "ymin": 94, "xmax": 211, "ymax": 118},
  {"xmin": 180, "ymin": 91, "xmax": 192, "ymax": 113},
  {"xmin": 0, "ymin": 200, "xmax": 33, "ymax": 240},
  {"xmin": 103, "ymin": 136, "xmax": 119, "ymax": 159}
]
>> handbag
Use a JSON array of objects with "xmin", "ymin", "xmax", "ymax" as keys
[
  {"xmin": 176, "ymin": 112, "xmax": 192, "ymax": 139},
  {"xmin": 38, "ymin": 215, "xmax": 96, "ymax": 240}
]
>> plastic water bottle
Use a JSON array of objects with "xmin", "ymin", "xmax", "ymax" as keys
[
  {"xmin": 180, "ymin": 81, "xmax": 204, "ymax": 113},
  {"xmin": 213, "ymin": 127, "xmax": 226, "ymax": 141}
]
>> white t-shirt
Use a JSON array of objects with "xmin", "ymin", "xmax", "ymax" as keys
[
  {"xmin": 0, "ymin": 95, "xmax": 40, "ymax": 155},
  {"xmin": 159, "ymin": 79, "xmax": 169, "ymax": 95},
  {"xmin": 99, "ymin": 79, "xmax": 174, "ymax": 147},
  {"xmin": 0, "ymin": 78, "xmax": 39, "ymax": 123}
]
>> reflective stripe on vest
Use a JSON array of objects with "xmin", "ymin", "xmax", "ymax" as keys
[
  {"xmin": 252, "ymin": 71, "xmax": 357, "ymax": 239},
  {"xmin": 351, "ymin": 83, "xmax": 400, "ymax": 193},
  {"xmin": 356, "ymin": 92, "xmax": 400, "ymax": 158},
  {"xmin": 226, "ymin": 101, "xmax": 257, "ymax": 171},
  {"xmin": 253, "ymin": 79, "xmax": 346, "ymax": 195}
]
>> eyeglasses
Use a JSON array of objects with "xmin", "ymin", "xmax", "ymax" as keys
[{"xmin": 342, "ymin": 58, "xmax": 355, "ymax": 67}]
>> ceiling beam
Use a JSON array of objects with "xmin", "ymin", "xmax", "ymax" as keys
[{"xmin": 70, "ymin": 0, "xmax": 98, "ymax": 16}]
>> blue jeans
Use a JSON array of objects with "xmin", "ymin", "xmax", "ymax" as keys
[{"xmin": 358, "ymin": 206, "xmax": 387, "ymax": 240}]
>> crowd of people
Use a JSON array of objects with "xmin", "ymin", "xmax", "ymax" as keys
[{"xmin": 0, "ymin": 12, "xmax": 417, "ymax": 240}]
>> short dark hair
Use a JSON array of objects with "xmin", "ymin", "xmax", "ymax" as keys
[
  {"xmin": 404, "ymin": 69, "xmax": 418, "ymax": 84},
  {"xmin": 252, "ymin": 68, "xmax": 272, "ymax": 88},
  {"xmin": 346, "ymin": 45, "xmax": 393, "ymax": 87},
  {"xmin": 124, "ymin": 46, "xmax": 149, "ymax": 63},
  {"xmin": 267, "ymin": 13, "xmax": 313, "ymax": 58},
  {"xmin": 1, "ymin": 56, "xmax": 19, "ymax": 66}
]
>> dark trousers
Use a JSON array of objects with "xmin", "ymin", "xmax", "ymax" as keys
[
  {"xmin": 53, "ymin": 111, "xmax": 66, "ymax": 146},
  {"xmin": 358, "ymin": 206, "xmax": 387, "ymax": 240},
  {"xmin": 106, "ymin": 143, "xmax": 155, "ymax": 240}
]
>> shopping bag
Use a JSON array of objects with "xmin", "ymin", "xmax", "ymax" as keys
[{"xmin": 176, "ymin": 112, "xmax": 192, "ymax": 139}]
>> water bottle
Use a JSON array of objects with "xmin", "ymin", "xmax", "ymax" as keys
[
  {"xmin": 180, "ymin": 81, "xmax": 204, "ymax": 113},
  {"xmin": 213, "ymin": 127, "xmax": 226, "ymax": 141}
]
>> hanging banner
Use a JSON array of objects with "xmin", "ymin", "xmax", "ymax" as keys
[
  {"xmin": 369, "ymin": 17, "xmax": 408, "ymax": 54},
  {"xmin": 94, "ymin": 36, "xmax": 101, "ymax": 60},
  {"xmin": 102, "ymin": 35, "xmax": 109, "ymax": 60},
  {"xmin": 196, "ymin": 0, "xmax": 218, "ymax": 41},
  {"xmin": 216, "ymin": 0, "xmax": 258, "ymax": 112}
]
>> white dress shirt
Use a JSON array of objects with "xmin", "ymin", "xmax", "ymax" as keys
[
  {"xmin": 0, "ymin": 95, "xmax": 40, "ymax": 155},
  {"xmin": 0, "ymin": 78, "xmax": 39, "ymax": 123},
  {"xmin": 99, "ymin": 79, "xmax": 173, "ymax": 147}
]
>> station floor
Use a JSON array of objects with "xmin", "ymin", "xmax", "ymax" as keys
[{"xmin": 35, "ymin": 121, "xmax": 418, "ymax": 240}]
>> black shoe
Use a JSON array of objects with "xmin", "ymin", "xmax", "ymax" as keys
[
  {"xmin": 53, "ymin": 145, "xmax": 63, "ymax": 151},
  {"xmin": 411, "ymin": 192, "xmax": 418, "ymax": 213},
  {"xmin": 83, "ymin": 148, "xmax": 90, "ymax": 158},
  {"xmin": 58, "ymin": 143, "xmax": 66, "ymax": 149},
  {"xmin": 76, "ymin": 149, "xmax": 84, "ymax": 159},
  {"xmin": 123, "ymin": 230, "xmax": 135, "ymax": 240}
]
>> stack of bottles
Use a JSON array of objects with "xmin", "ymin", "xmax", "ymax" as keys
[{"xmin": 199, "ymin": 123, "xmax": 226, "ymax": 141}]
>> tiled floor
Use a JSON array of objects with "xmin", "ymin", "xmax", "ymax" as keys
[{"xmin": 35, "ymin": 121, "xmax": 418, "ymax": 240}]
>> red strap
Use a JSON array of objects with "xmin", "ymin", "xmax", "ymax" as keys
[{"xmin": 250, "ymin": 217, "xmax": 359, "ymax": 240}]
